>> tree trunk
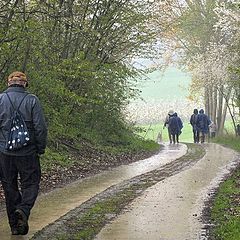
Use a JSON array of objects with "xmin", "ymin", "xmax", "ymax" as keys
[
  {"xmin": 219, "ymin": 99, "xmax": 228, "ymax": 134},
  {"xmin": 208, "ymin": 86, "xmax": 213, "ymax": 120},
  {"xmin": 217, "ymin": 86, "xmax": 223, "ymax": 132},
  {"xmin": 227, "ymin": 94, "xmax": 237, "ymax": 136},
  {"xmin": 212, "ymin": 87, "xmax": 217, "ymax": 124},
  {"xmin": 205, "ymin": 86, "xmax": 210, "ymax": 116},
  {"xmin": 219, "ymin": 88, "xmax": 232, "ymax": 134}
]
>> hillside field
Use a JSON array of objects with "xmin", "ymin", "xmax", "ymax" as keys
[{"xmin": 127, "ymin": 67, "xmax": 198, "ymax": 124}]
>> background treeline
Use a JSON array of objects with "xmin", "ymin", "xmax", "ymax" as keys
[
  {"xmin": 154, "ymin": 0, "xmax": 240, "ymax": 135},
  {"xmin": 0, "ymin": 0, "xmax": 159, "ymax": 164}
]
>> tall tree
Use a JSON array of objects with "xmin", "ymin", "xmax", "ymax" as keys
[
  {"xmin": 154, "ymin": 0, "xmax": 240, "ymax": 134},
  {"xmin": 0, "ymin": 0, "xmax": 159, "ymax": 145}
]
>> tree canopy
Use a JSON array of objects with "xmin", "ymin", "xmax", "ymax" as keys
[
  {"xmin": 154, "ymin": 0, "xmax": 240, "ymax": 134},
  {"xmin": 0, "ymin": 0, "xmax": 159, "ymax": 148},
  {"xmin": 1, "ymin": 0, "xmax": 240, "ymax": 146}
]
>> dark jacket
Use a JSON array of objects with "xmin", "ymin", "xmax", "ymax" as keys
[
  {"xmin": 168, "ymin": 114, "xmax": 183, "ymax": 135},
  {"xmin": 0, "ymin": 86, "xmax": 47, "ymax": 156},
  {"xmin": 196, "ymin": 111, "xmax": 211, "ymax": 134},
  {"xmin": 190, "ymin": 113, "xmax": 198, "ymax": 130}
]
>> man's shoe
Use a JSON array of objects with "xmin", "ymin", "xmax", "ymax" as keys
[
  {"xmin": 14, "ymin": 209, "xmax": 29, "ymax": 235},
  {"xmin": 11, "ymin": 226, "xmax": 19, "ymax": 235}
]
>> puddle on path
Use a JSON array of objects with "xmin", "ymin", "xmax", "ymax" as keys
[
  {"xmin": 95, "ymin": 143, "xmax": 239, "ymax": 240},
  {"xmin": 0, "ymin": 143, "xmax": 187, "ymax": 240}
]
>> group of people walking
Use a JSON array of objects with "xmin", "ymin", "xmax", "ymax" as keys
[
  {"xmin": 163, "ymin": 108, "xmax": 213, "ymax": 144},
  {"xmin": 190, "ymin": 108, "xmax": 212, "ymax": 143}
]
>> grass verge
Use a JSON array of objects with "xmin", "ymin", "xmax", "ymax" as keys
[
  {"xmin": 137, "ymin": 122, "xmax": 193, "ymax": 143},
  {"xmin": 40, "ymin": 135, "xmax": 159, "ymax": 171},
  {"xmin": 210, "ymin": 135, "xmax": 240, "ymax": 240}
]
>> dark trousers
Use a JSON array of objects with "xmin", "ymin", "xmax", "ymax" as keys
[
  {"xmin": 172, "ymin": 134, "xmax": 179, "ymax": 144},
  {"xmin": 0, "ymin": 153, "xmax": 41, "ymax": 228},
  {"xmin": 199, "ymin": 132, "xmax": 207, "ymax": 143},
  {"xmin": 167, "ymin": 128, "xmax": 172, "ymax": 143},
  {"xmin": 193, "ymin": 129, "xmax": 199, "ymax": 143}
]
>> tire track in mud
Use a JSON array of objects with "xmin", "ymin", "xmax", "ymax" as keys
[
  {"xmin": 95, "ymin": 144, "xmax": 239, "ymax": 240},
  {"xmin": 32, "ymin": 143, "xmax": 205, "ymax": 240}
]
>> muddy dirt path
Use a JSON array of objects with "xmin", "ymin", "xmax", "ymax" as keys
[
  {"xmin": 95, "ymin": 143, "xmax": 239, "ymax": 240},
  {"xmin": 0, "ymin": 144, "xmax": 186, "ymax": 240}
]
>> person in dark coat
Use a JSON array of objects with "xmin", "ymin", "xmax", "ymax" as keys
[
  {"xmin": 190, "ymin": 109, "xmax": 199, "ymax": 143},
  {"xmin": 0, "ymin": 72, "xmax": 47, "ymax": 235},
  {"xmin": 196, "ymin": 109, "xmax": 211, "ymax": 143},
  {"xmin": 168, "ymin": 112, "xmax": 183, "ymax": 144},
  {"xmin": 163, "ymin": 110, "xmax": 174, "ymax": 144}
]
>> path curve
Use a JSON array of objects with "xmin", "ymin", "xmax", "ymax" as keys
[
  {"xmin": 95, "ymin": 143, "xmax": 239, "ymax": 240},
  {"xmin": 0, "ymin": 144, "xmax": 187, "ymax": 240}
]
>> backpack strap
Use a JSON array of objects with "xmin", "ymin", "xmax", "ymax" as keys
[{"xmin": 5, "ymin": 92, "xmax": 29, "ymax": 111}]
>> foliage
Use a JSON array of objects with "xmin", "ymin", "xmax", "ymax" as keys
[
  {"xmin": 154, "ymin": 0, "xmax": 240, "ymax": 134},
  {"xmin": 0, "ymin": 0, "xmax": 159, "ymax": 158}
]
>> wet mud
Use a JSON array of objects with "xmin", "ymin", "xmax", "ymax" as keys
[
  {"xmin": 96, "ymin": 144, "xmax": 239, "ymax": 240},
  {"xmin": 2, "ymin": 143, "xmax": 237, "ymax": 240},
  {"xmin": 0, "ymin": 143, "xmax": 187, "ymax": 240},
  {"xmin": 31, "ymin": 143, "xmax": 205, "ymax": 240}
]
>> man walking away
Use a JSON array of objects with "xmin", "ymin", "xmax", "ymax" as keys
[
  {"xmin": 163, "ymin": 110, "xmax": 174, "ymax": 144},
  {"xmin": 190, "ymin": 109, "xmax": 199, "ymax": 143},
  {"xmin": 168, "ymin": 112, "xmax": 183, "ymax": 144},
  {"xmin": 196, "ymin": 109, "xmax": 211, "ymax": 143},
  {"xmin": 0, "ymin": 71, "xmax": 47, "ymax": 235}
]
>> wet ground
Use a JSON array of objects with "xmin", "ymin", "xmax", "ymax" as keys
[
  {"xmin": 95, "ymin": 144, "xmax": 239, "ymax": 240},
  {"xmin": 0, "ymin": 144, "xmax": 187, "ymax": 240}
]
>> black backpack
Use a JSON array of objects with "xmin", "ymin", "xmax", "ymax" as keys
[{"xmin": 5, "ymin": 93, "xmax": 30, "ymax": 151}]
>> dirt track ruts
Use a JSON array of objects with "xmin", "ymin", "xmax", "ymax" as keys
[{"xmin": 32, "ymin": 143, "xmax": 205, "ymax": 240}]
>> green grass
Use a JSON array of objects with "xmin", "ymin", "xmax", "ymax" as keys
[
  {"xmin": 137, "ymin": 121, "xmax": 193, "ymax": 143},
  {"xmin": 41, "ymin": 147, "xmax": 75, "ymax": 171},
  {"xmin": 54, "ymin": 186, "xmax": 141, "ymax": 240},
  {"xmin": 223, "ymin": 121, "xmax": 236, "ymax": 135},
  {"xmin": 210, "ymin": 170, "xmax": 240, "ymax": 240},
  {"xmin": 73, "ymin": 190, "xmax": 136, "ymax": 240},
  {"xmin": 137, "ymin": 67, "xmax": 191, "ymax": 101},
  {"xmin": 213, "ymin": 135, "xmax": 240, "ymax": 152},
  {"xmin": 210, "ymin": 135, "xmax": 240, "ymax": 240},
  {"xmin": 40, "ymin": 132, "xmax": 160, "ymax": 172},
  {"xmin": 97, "ymin": 134, "xmax": 160, "ymax": 154},
  {"xmin": 137, "ymin": 120, "xmax": 236, "ymax": 144}
]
